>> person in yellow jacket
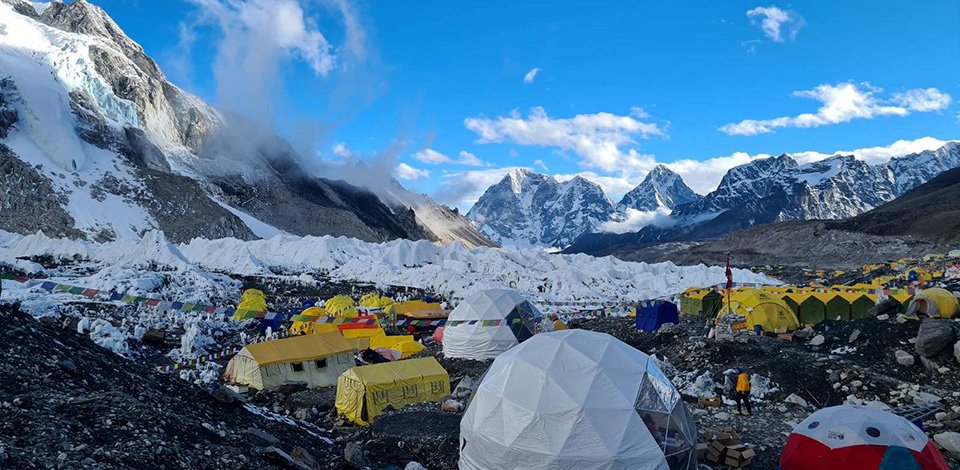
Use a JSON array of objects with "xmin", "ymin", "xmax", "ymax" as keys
[{"xmin": 734, "ymin": 368, "xmax": 752, "ymax": 416}]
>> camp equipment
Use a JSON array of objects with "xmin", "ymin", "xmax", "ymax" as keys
[
  {"xmin": 224, "ymin": 333, "xmax": 355, "ymax": 390},
  {"xmin": 460, "ymin": 330, "xmax": 698, "ymax": 470},
  {"xmin": 442, "ymin": 289, "xmax": 541, "ymax": 360},
  {"xmin": 780, "ymin": 405, "xmax": 949, "ymax": 470},
  {"xmin": 335, "ymin": 357, "xmax": 450, "ymax": 425}
]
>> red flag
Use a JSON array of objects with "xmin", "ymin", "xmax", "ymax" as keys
[{"xmin": 725, "ymin": 259, "xmax": 733, "ymax": 290}]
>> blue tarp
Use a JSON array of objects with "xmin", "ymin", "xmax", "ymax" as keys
[
  {"xmin": 258, "ymin": 311, "xmax": 292, "ymax": 335},
  {"xmin": 635, "ymin": 301, "xmax": 679, "ymax": 332}
]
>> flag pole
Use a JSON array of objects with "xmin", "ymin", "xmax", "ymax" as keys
[{"xmin": 725, "ymin": 251, "xmax": 732, "ymax": 317}]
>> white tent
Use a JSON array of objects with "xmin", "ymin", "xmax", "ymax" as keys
[
  {"xmin": 459, "ymin": 329, "xmax": 698, "ymax": 470},
  {"xmin": 442, "ymin": 289, "xmax": 541, "ymax": 360}
]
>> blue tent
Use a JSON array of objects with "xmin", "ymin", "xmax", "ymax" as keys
[
  {"xmin": 258, "ymin": 311, "xmax": 292, "ymax": 335},
  {"xmin": 635, "ymin": 300, "xmax": 679, "ymax": 332}
]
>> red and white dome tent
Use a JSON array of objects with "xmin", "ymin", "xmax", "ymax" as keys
[{"xmin": 780, "ymin": 405, "xmax": 950, "ymax": 470}]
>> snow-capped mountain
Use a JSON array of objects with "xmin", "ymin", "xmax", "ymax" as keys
[
  {"xmin": 564, "ymin": 141, "xmax": 960, "ymax": 255},
  {"xmin": 616, "ymin": 165, "xmax": 700, "ymax": 212},
  {"xmin": 0, "ymin": 0, "xmax": 491, "ymax": 247},
  {"xmin": 467, "ymin": 169, "xmax": 615, "ymax": 248}
]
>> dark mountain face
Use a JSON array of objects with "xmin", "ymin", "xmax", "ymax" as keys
[
  {"xmin": 0, "ymin": 0, "xmax": 487, "ymax": 245},
  {"xmin": 466, "ymin": 169, "xmax": 615, "ymax": 247}
]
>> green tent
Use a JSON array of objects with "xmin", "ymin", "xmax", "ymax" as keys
[
  {"xmin": 798, "ymin": 295, "xmax": 826, "ymax": 325},
  {"xmin": 845, "ymin": 294, "xmax": 875, "ymax": 320},
  {"xmin": 702, "ymin": 290, "xmax": 724, "ymax": 318},
  {"xmin": 782, "ymin": 295, "xmax": 801, "ymax": 317},
  {"xmin": 679, "ymin": 292, "xmax": 703, "ymax": 315},
  {"xmin": 824, "ymin": 295, "xmax": 851, "ymax": 321}
]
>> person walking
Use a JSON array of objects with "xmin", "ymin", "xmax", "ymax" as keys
[{"xmin": 734, "ymin": 368, "xmax": 752, "ymax": 416}]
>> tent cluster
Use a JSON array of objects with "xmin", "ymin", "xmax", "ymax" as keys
[{"xmin": 682, "ymin": 284, "xmax": 958, "ymax": 331}]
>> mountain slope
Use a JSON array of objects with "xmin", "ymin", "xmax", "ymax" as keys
[
  {"xmin": 616, "ymin": 165, "xmax": 700, "ymax": 212},
  {"xmin": 0, "ymin": 0, "xmax": 485, "ymax": 246},
  {"xmin": 467, "ymin": 169, "xmax": 614, "ymax": 248}
]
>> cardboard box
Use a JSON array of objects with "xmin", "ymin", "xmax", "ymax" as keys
[
  {"xmin": 698, "ymin": 396, "xmax": 722, "ymax": 408},
  {"xmin": 725, "ymin": 456, "xmax": 752, "ymax": 467},
  {"xmin": 709, "ymin": 440, "xmax": 727, "ymax": 453}
]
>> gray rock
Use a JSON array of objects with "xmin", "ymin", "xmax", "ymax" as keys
[
  {"xmin": 955, "ymin": 341, "xmax": 960, "ymax": 364},
  {"xmin": 343, "ymin": 442, "xmax": 368, "ymax": 469},
  {"xmin": 210, "ymin": 386, "xmax": 247, "ymax": 405},
  {"xmin": 80, "ymin": 457, "xmax": 96, "ymax": 467},
  {"xmin": 895, "ymin": 349, "xmax": 915, "ymax": 366},
  {"xmin": 58, "ymin": 358, "xmax": 79, "ymax": 375},
  {"xmin": 784, "ymin": 393, "xmax": 808, "ymax": 408},
  {"xmin": 808, "ymin": 335, "xmax": 825, "ymax": 346},
  {"xmin": 916, "ymin": 319, "xmax": 956, "ymax": 358},
  {"xmin": 848, "ymin": 329, "xmax": 861, "ymax": 343},
  {"xmin": 714, "ymin": 411, "xmax": 731, "ymax": 420},
  {"xmin": 934, "ymin": 432, "xmax": 960, "ymax": 459},
  {"xmin": 260, "ymin": 447, "xmax": 310, "ymax": 470},
  {"xmin": 246, "ymin": 428, "xmax": 280, "ymax": 447}
]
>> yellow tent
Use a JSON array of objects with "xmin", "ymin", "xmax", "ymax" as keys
[
  {"xmin": 335, "ymin": 357, "xmax": 450, "ymax": 425},
  {"xmin": 234, "ymin": 288, "xmax": 267, "ymax": 320},
  {"xmin": 722, "ymin": 289, "xmax": 800, "ymax": 332},
  {"xmin": 325, "ymin": 295, "xmax": 359, "ymax": 318},
  {"xmin": 342, "ymin": 327, "xmax": 387, "ymax": 340},
  {"xmin": 289, "ymin": 306, "xmax": 330, "ymax": 335},
  {"xmin": 359, "ymin": 293, "xmax": 394, "ymax": 310},
  {"xmin": 370, "ymin": 335, "xmax": 426, "ymax": 358},
  {"xmin": 907, "ymin": 288, "xmax": 959, "ymax": 319}
]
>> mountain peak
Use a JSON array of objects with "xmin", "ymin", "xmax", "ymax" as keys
[{"xmin": 617, "ymin": 166, "xmax": 699, "ymax": 212}]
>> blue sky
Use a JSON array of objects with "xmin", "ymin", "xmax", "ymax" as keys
[{"xmin": 97, "ymin": 0, "xmax": 960, "ymax": 210}]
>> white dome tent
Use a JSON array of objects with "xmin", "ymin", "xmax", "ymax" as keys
[
  {"xmin": 459, "ymin": 329, "xmax": 698, "ymax": 470},
  {"xmin": 442, "ymin": 289, "xmax": 541, "ymax": 360}
]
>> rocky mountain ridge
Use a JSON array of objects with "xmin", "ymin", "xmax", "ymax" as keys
[{"xmin": 0, "ymin": 0, "xmax": 492, "ymax": 247}]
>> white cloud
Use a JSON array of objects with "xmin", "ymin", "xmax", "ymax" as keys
[
  {"xmin": 395, "ymin": 163, "xmax": 430, "ymax": 181},
  {"xmin": 412, "ymin": 148, "xmax": 452, "ymax": 164},
  {"xmin": 412, "ymin": 148, "xmax": 486, "ymax": 166},
  {"xmin": 183, "ymin": 0, "xmax": 364, "ymax": 122},
  {"xmin": 746, "ymin": 5, "xmax": 805, "ymax": 43},
  {"xmin": 331, "ymin": 142, "xmax": 352, "ymax": 157},
  {"xmin": 435, "ymin": 167, "xmax": 524, "ymax": 209},
  {"xmin": 598, "ymin": 208, "xmax": 675, "ymax": 234},
  {"xmin": 533, "ymin": 159, "xmax": 549, "ymax": 171},
  {"xmin": 720, "ymin": 83, "xmax": 953, "ymax": 136},
  {"xmin": 523, "ymin": 67, "xmax": 541, "ymax": 84},
  {"xmin": 457, "ymin": 150, "xmax": 485, "ymax": 166},
  {"xmin": 464, "ymin": 107, "xmax": 665, "ymax": 174}
]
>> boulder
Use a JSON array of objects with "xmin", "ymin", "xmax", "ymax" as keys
[
  {"xmin": 261, "ymin": 447, "xmax": 311, "ymax": 470},
  {"xmin": 895, "ymin": 350, "xmax": 915, "ymax": 366},
  {"xmin": 784, "ymin": 393, "xmax": 808, "ymax": 408},
  {"xmin": 246, "ymin": 428, "xmax": 279, "ymax": 447},
  {"xmin": 848, "ymin": 329, "xmax": 861, "ymax": 343},
  {"xmin": 934, "ymin": 432, "xmax": 960, "ymax": 459},
  {"xmin": 808, "ymin": 335, "xmax": 825, "ymax": 346},
  {"xmin": 916, "ymin": 319, "xmax": 956, "ymax": 358},
  {"xmin": 869, "ymin": 299, "xmax": 900, "ymax": 318},
  {"xmin": 343, "ymin": 442, "xmax": 368, "ymax": 469}
]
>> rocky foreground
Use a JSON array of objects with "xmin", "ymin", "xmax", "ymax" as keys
[{"xmin": 2, "ymin": 296, "xmax": 960, "ymax": 469}]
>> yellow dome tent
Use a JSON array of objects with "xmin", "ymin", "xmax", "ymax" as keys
[
  {"xmin": 907, "ymin": 288, "xmax": 959, "ymax": 319},
  {"xmin": 721, "ymin": 289, "xmax": 800, "ymax": 332},
  {"xmin": 234, "ymin": 288, "xmax": 267, "ymax": 320},
  {"xmin": 325, "ymin": 295, "xmax": 359, "ymax": 318},
  {"xmin": 359, "ymin": 293, "xmax": 394, "ymax": 311}
]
